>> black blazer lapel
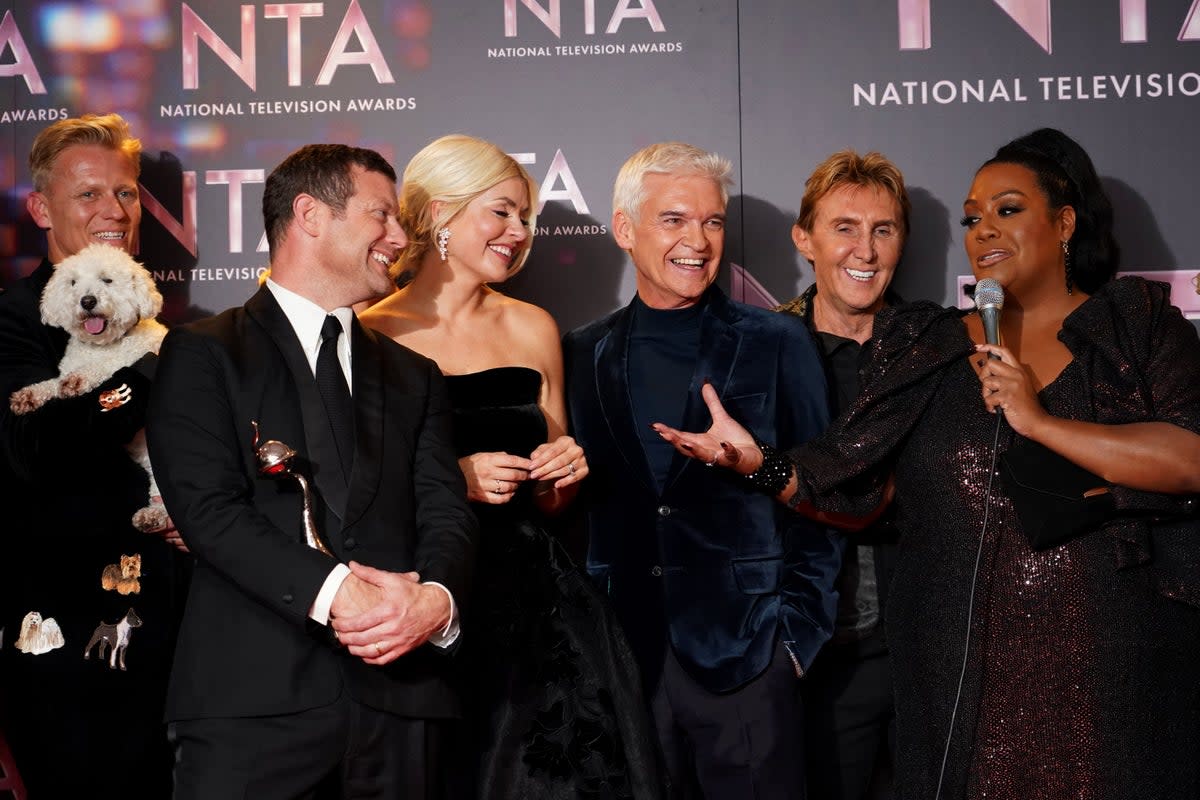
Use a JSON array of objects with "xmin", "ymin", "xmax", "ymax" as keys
[
  {"xmin": 663, "ymin": 290, "xmax": 743, "ymax": 491},
  {"xmin": 244, "ymin": 287, "xmax": 350, "ymax": 519},
  {"xmin": 594, "ymin": 305, "xmax": 656, "ymax": 494},
  {"xmin": 342, "ymin": 319, "xmax": 383, "ymax": 530}
]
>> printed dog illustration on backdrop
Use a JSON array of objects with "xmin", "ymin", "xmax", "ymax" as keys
[
  {"xmin": 83, "ymin": 608, "xmax": 142, "ymax": 671},
  {"xmin": 14, "ymin": 610, "xmax": 65, "ymax": 655},
  {"xmin": 101, "ymin": 553, "xmax": 143, "ymax": 595},
  {"xmin": 8, "ymin": 243, "xmax": 169, "ymax": 531}
]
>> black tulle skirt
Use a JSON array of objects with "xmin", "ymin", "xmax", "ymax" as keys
[{"xmin": 455, "ymin": 514, "xmax": 667, "ymax": 800}]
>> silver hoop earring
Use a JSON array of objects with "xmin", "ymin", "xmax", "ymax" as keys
[{"xmin": 436, "ymin": 228, "xmax": 451, "ymax": 262}]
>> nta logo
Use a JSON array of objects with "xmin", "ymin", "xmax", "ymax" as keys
[
  {"xmin": 898, "ymin": 0, "xmax": 1200, "ymax": 53},
  {"xmin": 504, "ymin": 0, "xmax": 665, "ymax": 37}
]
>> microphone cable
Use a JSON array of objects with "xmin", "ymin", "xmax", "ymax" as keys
[{"xmin": 932, "ymin": 406, "xmax": 1006, "ymax": 800}]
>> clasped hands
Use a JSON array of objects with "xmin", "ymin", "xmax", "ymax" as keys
[
  {"xmin": 329, "ymin": 561, "xmax": 450, "ymax": 666},
  {"xmin": 460, "ymin": 435, "xmax": 588, "ymax": 505}
]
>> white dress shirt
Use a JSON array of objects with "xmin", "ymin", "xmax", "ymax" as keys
[{"xmin": 266, "ymin": 279, "xmax": 459, "ymax": 647}]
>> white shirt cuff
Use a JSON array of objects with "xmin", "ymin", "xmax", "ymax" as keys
[
  {"xmin": 309, "ymin": 563, "xmax": 352, "ymax": 625},
  {"xmin": 423, "ymin": 581, "xmax": 460, "ymax": 648}
]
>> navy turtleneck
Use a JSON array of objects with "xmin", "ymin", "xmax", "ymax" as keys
[{"xmin": 628, "ymin": 292, "xmax": 705, "ymax": 489}]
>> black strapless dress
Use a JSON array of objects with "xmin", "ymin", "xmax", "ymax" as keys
[{"xmin": 445, "ymin": 366, "xmax": 666, "ymax": 800}]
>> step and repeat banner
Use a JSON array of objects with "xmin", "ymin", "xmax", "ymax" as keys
[{"xmin": 2, "ymin": 0, "xmax": 1197, "ymax": 328}]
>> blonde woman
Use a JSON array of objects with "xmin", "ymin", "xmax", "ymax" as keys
[{"xmin": 361, "ymin": 135, "xmax": 664, "ymax": 799}]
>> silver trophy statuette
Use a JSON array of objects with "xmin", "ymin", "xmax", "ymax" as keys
[{"xmin": 251, "ymin": 420, "xmax": 335, "ymax": 557}]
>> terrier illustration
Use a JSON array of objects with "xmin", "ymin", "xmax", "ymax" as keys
[
  {"xmin": 100, "ymin": 553, "xmax": 142, "ymax": 595},
  {"xmin": 83, "ymin": 608, "xmax": 142, "ymax": 670}
]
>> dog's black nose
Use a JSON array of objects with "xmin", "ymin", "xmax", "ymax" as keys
[{"xmin": 81, "ymin": 295, "xmax": 97, "ymax": 311}]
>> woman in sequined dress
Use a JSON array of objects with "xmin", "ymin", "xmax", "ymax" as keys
[
  {"xmin": 653, "ymin": 128, "xmax": 1200, "ymax": 800},
  {"xmin": 361, "ymin": 134, "xmax": 666, "ymax": 799}
]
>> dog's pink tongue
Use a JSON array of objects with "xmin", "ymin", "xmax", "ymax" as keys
[{"xmin": 83, "ymin": 316, "xmax": 107, "ymax": 335}]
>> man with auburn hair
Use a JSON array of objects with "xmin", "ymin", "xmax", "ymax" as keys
[
  {"xmin": 563, "ymin": 141, "xmax": 841, "ymax": 798},
  {"xmin": 776, "ymin": 149, "xmax": 910, "ymax": 800},
  {"xmin": 0, "ymin": 113, "xmax": 185, "ymax": 795},
  {"xmin": 146, "ymin": 143, "xmax": 476, "ymax": 798}
]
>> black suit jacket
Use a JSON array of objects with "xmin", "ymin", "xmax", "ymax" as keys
[
  {"xmin": 0, "ymin": 259, "xmax": 183, "ymax": 795},
  {"xmin": 563, "ymin": 287, "xmax": 843, "ymax": 693},
  {"xmin": 146, "ymin": 286, "xmax": 476, "ymax": 721}
]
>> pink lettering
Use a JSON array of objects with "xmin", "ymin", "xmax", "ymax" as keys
[
  {"xmin": 315, "ymin": 0, "xmax": 394, "ymax": 85},
  {"xmin": 994, "ymin": 0, "xmax": 1052, "ymax": 53},
  {"xmin": 182, "ymin": 3, "xmax": 256, "ymax": 91},
  {"xmin": 900, "ymin": 0, "xmax": 1050, "ymax": 52},
  {"xmin": 1120, "ymin": 0, "xmax": 1147, "ymax": 42},
  {"xmin": 505, "ymin": 0, "xmax": 663, "ymax": 37},
  {"xmin": 205, "ymin": 170, "xmax": 265, "ymax": 253},
  {"xmin": 264, "ymin": 3, "xmax": 323, "ymax": 86},
  {"xmin": 506, "ymin": 0, "xmax": 560, "ymax": 38},
  {"xmin": 897, "ymin": 0, "xmax": 930, "ymax": 50},
  {"xmin": 509, "ymin": 150, "xmax": 589, "ymax": 214},
  {"xmin": 0, "ymin": 11, "xmax": 47, "ymax": 94},
  {"xmin": 1181, "ymin": 0, "xmax": 1200, "ymax": 41},
  {"xmin": 606, "ymin": 0, "xmax": 664, "ymax": 34},
  {"xmin": 140, "ymin": 173, "xmax": 198, "ymax": 257}
]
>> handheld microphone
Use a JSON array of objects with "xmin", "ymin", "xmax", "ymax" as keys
[
  {"xmin": 974, "ymin": 279, "xmax": 1004, "ymax": 360},
  {"xmin": 938, "ymin": 279, "xmax": 1009, "ymax": 800}
]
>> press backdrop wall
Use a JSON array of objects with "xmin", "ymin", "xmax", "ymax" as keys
[{"xmin": 3, "ymin": 0, "xmax": 1197, "ymax": 327}]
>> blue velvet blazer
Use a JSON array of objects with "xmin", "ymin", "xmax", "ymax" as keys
[{"xmin": 563, "ymin": 287, "xmax": 843, "ymax": 693}]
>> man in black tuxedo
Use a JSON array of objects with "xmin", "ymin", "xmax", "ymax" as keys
[
  {"xmin": 0, "ymin": 113, "xmax": 185, "ymax": 797},
  {"xmin": 146, "ymin": 144, "xmax": 476, "ymax": 798},
  {"xmin": 563, "ymin": 142, "xmax": 842, "ymax": 798}
]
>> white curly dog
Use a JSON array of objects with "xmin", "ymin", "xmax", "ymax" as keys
[{"xmin": 8, "ymin": 243, "xmax": 169, "ymax": 531}]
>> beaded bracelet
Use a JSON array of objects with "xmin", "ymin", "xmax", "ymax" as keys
[{"xmin": 744, "ymin": 439, "xmax": 793, "ymax": 496}]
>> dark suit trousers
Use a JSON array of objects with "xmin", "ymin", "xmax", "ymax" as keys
[
  {"xmin": 801, "ymin": 639, "xmax": 895, "ymax": 800},
  {"xmin": 651, "ymin": 642, "xmax": 803, "ymax": 800},
  {"xmin": 170, "ymin": 689, "xmax": 447, "ymax": 800}
]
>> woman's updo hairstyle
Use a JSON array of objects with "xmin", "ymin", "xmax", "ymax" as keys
[
  {"xmin": 395, "ymin": 134, "xmax": 538, "ymax": 281},
  {"xmin": 984, "ymin": 128, "xmax": 1119, "ymax": 293}
]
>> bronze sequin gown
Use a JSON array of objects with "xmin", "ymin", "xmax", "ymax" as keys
[
  {"xmin": 444, "ymin": 366, "xmax": 667, "ymax": 800},
  {"xmin": 787, "ymin": 278, "xmax": 1200, "ymax": 800}
]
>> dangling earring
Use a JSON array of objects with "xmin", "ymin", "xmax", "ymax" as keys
[
  {"xmin": 1062, "ymin": 240, "xmax": 1073, "ymax": 295},
  {"xmin": 436, "ymin": 228, "xmax": 451, "ymax": 262}
]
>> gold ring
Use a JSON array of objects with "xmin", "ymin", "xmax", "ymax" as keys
[
  {"xmin": 568, "ymin": 462, "xmax": 576, "ymax": 476},
  {"xmin": 374, "ymin": 641, "xmax": 382, "ymax": 655},
  {"xmin": 705, "ymin": 455, "xmax": 718, "ymax": 467},
  {"xmin": 494, "ymin": 479, "xmax": 502, "ymax": 493}
]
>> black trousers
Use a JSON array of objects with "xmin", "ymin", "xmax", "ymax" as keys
[
  {"xmin": 0, "ymin": 650, "xmax": 174, "ymax": 799},
  {"xmin": 801, "ymin": 642, "xmax": 894, "ymax": 800},
  {"xmin": 651, "ymin": 642, "xmax": 804, "ymax": 800},
  {"xmin": 170, "ymin": 689, "xmax": 447, "ymax": 800}
]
